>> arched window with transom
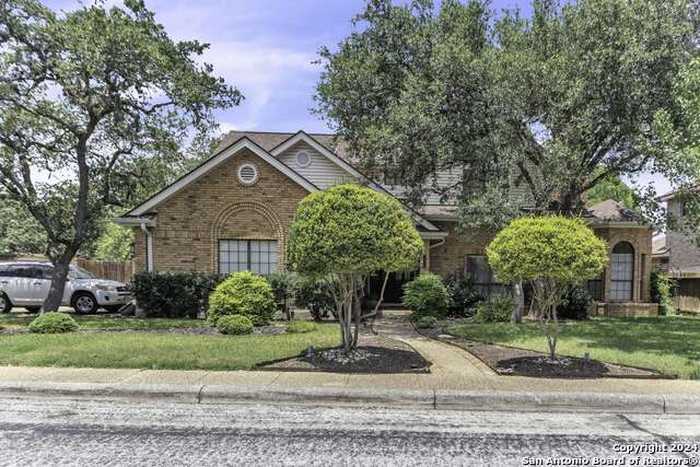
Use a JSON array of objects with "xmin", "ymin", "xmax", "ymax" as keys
[{"xmin": 610, "ymin": 242, "xmax": 634, "ymax": 301}]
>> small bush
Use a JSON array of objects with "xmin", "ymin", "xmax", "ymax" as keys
[
  {"xmin": 444, "ymin": 274, "xmax": 484, "ymax": 318},
  {"xmin": 208, "ymin": 271, "xmax": 276, "ymax": 326},
  {"xmin": 216, "ymin": 314, "xmax": 254, "ymax": 335},
  {"xmin": 267, "ymin": 271, "xmax": 298, "ymax": 305},
  {"xmin": 403, "ymin": 273, "xmax": 450, "ymax": 319},
  {"xmin": 28, "ymin": 312, "xmax": 79, "ymax": 333},
  {"xmin": 415, "ymin": 315, "xmax": 438, "ymax": 329},
  {"xmin": 132, "ymin": 272, "xmax": 222, "ymax": 319},
  {"xmin": 286, "ymin": 320, "xmax": 318, "ymax": 333},
  {"xmin": 651, "ymin": 271, "xmax": 676, "ymax": 316},
  {"xmin": 474, "ymin": 294, "xmax": 514, "ymax": 323},
  {"xmin": 294, "ymin": 275, "xmax": 338, "ymax": 321},
  {"xmin": 557, "ymin": 285, "xmax": 592, "ymax": 320}
]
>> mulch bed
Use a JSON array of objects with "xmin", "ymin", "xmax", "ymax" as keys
[
  {"xmin": 259, "ymin": 335, "xmax": 431, "ymax": 374},
  {"xmin": 419, "ymin": 326, "xmax": 669, "ymax": 379}
]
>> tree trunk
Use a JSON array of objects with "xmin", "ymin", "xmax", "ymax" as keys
[
  {"xmin": 511, "ymin": 281, "xmax": 524, "ymax": 323},
  {"xmin": 371, "ymin": 271, "xmax": 390, "ymax": 319},
  {"xmin": 42, "ymin": 254, "xmax": 73, "ymax": 312}
]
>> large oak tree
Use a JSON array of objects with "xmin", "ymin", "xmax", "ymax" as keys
[
  {"xmin": 315, "ymin": 0, "xmax": 700, "ymax": 230},
  {"xmin": 0, "ymin": 0, "xmax": 242, "ymax": 311}
]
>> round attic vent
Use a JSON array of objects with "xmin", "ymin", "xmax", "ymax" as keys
[
  {"xmin": 237, "ymin": 163, "xmax": 258, "ymax": 185},
  {"xmin": 296, "ymin": 151, "xmax": 311, "ymax": 168}
]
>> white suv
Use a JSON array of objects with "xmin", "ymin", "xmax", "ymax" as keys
[{"xmin": 0, "ymin": 261, "xmax": 132, "ymax": 314}]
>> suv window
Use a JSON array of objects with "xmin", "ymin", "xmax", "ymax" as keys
[
  {"xmin": 37, "ymin": 265, "xmax": 54, "ymax": 280},
  {"xmin": 0, "ymin": 265, "xmax": 13, "ymax": 277},
  {"xmin": 10, "ymin": 265, "xmax": 44, "ymax": 279}
]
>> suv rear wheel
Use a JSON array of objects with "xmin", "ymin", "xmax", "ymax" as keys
[
  {"xmin": 71, "ymin": 292, "xmax": 98, "ymax": 314},
  {"xmin": 0, "ymin": 294, "xmax": 11, "ymax": 313}
]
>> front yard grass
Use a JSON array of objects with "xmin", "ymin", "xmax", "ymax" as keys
[
  {"xmin": 0, "ymin": 312, "xmax": 210, "ymax": 330},
  {"xmin": 0, "ymin": 322, "xmax": 340, "ymax": 371},
  {"xmin": 447, "ymin": 316, "xmax": 700, "ymax": 379}
]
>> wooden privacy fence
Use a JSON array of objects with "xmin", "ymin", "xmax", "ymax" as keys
[{"xmin": 75, "ymin": 258, "xmax": 135, "ymax": 284}]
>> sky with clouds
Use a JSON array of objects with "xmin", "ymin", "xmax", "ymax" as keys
[
  {"xmin": 42, "ymin": 0, "xmax": 668, "ymax": 194},
  {"xmin": 44, "ymin": 0, "xmax": 531, "ymax": 134}
]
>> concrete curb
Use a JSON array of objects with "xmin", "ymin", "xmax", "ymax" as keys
[{"xmin": 1, "ymin": 380, "xmax": 699, "ymax": 414}]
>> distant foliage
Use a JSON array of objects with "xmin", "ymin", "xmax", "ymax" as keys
[
  {"xmin": 216, "ymin": 314, "xmax": 254, "ymax": 335},
  {"xmin": 474, "ymin": 295, "xmax": 514, "ymax": 323},
  {"xmin": 294, "ymin": 275, "xmax": 338, "ymax": 321},
  {"xmin": 444, "ymin": 274, "xmax": 484, "ymax": 318},
  {"xmin": 0, "ymin": 198, "xmax": 46, "ymax": 257},
  {"xmin": 28, "ymin": 312, "xmax": 79, "ymax": 333},
  {"xmin": 208, "ymin": 271, "xmax": 276, "ymax": 326},
  {"xmin": 557, "ymin": 285, "xmax": 593, "ymax": 320},
  {"xmin": 132, "ymin": 272, "xmax": 221, "ymax": 319},
  {"xmin": 651, "ymin": 271, "xmax": 676, "ymax": 316},
  {"xmin": 403, "ymin": 273, "xmax": 450, "ymax": 319},
  {"xmin": 94, "ymin": 223, "xmax": 134, "ymax": 261}
]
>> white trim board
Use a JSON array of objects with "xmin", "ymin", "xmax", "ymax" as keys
[{"xmin": 121, "ymin": 137, "xmax": 318, "ymax": 218}]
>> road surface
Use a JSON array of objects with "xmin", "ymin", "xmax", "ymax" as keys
[{"xmin": 0, "ymin": 394, "xmax": 699, "ymax": 466}]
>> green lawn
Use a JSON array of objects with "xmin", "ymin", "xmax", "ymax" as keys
[
  {"xmin": 447, "ymin": 316, "xmax": 700, "ymax": 379},
  {"xmin": 0, "ymin": 312, "xmax": 210, "ymax": 330},
  {"xmin": 0, "ymin": 323, "xmax": 340, "ymax": 370}
]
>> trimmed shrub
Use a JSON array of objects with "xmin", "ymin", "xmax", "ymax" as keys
[
  {"xmin": 445, "ymin": 274, "xmax": 484, "ymax": 318},
  {"xmin": 474, "ymin": 294, "xmax": 514, "ymax": 323},
  {"xmin": 28, "ymin": 312, "xmax": 79, "ymax": 333},
  {"xmin": 294, "ymin": 275, "xmax": 338, "ymax": 321},
  {"xmin": 216, "ymin": 314, "xmax": 254, "ymax": 335},
  {"xmin": 403, "ymin": 273, "xmax": 450, "ymax": 319},
  {"xmin": 286, "ymin": 320, "xmax": 318, "ymax": 333},
  {"xmin": 132, "ymin": 272, "xmax": 222, "ymax": 319},
  {"xmin": 415, "ymin": 315, "xmax": 438, "ymax": 329},
  {"xmin": 651, "ymin": 271, "xmax": 676, "ymax": 316},
  {"xmin": 208, "ymin": 271, "xmax": 276, "ymax": 326},
  {"xmin": 557, "ymin": 285, "xmax": 593, "ymax": 320},
  {"xmin": 267, "ymin": 271, "xmax": 298, "ymax": 304}
]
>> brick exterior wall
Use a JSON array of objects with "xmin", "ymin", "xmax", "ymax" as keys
[
  {"xmin": 428, "ymin": 221, "xmax": 653, "ymax": 303},
  {"xmin": 129, "ymin": 146, "xmax": 653, "ymax": 305},
  {"xmin": 428, "ymin": 222, "xmax": 492, "ymax": 278},
  {"xmin": 593, "ymin": 226, "xmax": 653, "ymax": 303},
  {"xmin": 132, "ymin": 147, "xmax": 309, "ymax": 273}
]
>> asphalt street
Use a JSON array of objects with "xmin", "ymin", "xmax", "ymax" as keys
[{"xmin": 0, "ymin": 395, "xmax": 699, "ymax": 466}]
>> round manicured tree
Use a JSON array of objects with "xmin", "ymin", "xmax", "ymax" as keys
[
  {"xmin": 288, "ymin": 184, "xmax": 423, "ymax": 352},
  {"xmin": 486, "ymin": 216, "xmax": 608, "ymax": 360}
]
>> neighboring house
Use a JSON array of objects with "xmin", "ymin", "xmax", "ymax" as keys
[
  {"xmin": 656, "ymin": 188, "xmax": 700, "ymax": 314},
  {"xmin": 116, "ymin": 130, "xmax": 657, "ymax": 316}
]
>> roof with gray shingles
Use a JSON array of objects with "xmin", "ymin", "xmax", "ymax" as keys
[
  {"xmin": 216, "ymin": 131, "xmax": 351, "ymax": 161},
  {"xmin": 586, "ymin": 199, "xmax": 641, "ymax": 223}
]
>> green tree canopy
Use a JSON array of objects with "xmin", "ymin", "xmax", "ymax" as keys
[
  {"xmin": 288, "ymin": 183, "xmax": 423, "ymax": 351},
  {"xmin": 316, "ymin": 0, "xmax": 699, "ymax": 229},
  {"xmin": 0, "ymin": 0, "xmax": 241, "ymax": 311},
  {"xmin": 486, "ymin": 216, "xmax": 608, "ymax": 358}
]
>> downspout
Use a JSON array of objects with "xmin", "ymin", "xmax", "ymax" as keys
[{"xmin": 140, "ymin": 222, "xmax": 154, "ymax": 273}]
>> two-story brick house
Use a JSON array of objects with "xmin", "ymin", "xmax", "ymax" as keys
[
  {"xmin": 656, "ymin": 188, "xmax": 700, "ymax": 313},
  {"xmin": 116, "ymin": 130, "xmax": 658, "ymax": 315}
]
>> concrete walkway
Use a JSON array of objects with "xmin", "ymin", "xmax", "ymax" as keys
[{"xmin": 1, "ymin": 314, "xmax": 700, "ymax": 413}]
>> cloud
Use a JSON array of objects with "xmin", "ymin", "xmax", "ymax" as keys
[{"xmin": 201, "ymin": 41, "xmax": 321, "ymax": 131}]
